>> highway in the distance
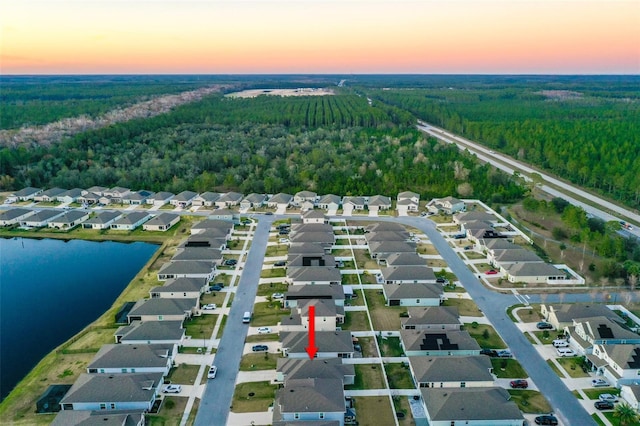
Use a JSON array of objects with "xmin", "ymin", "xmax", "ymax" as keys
[{"xmin": 417, "ymin": 121, "xmax": 640, "ymax": 239}]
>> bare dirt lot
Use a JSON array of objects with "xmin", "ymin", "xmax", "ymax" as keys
[{"xmin": 226, "ymin": 88, "xmax": 334, "ymax": 98}]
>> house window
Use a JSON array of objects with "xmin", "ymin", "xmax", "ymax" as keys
[
  {"xmin": 88, "ymin": 369, "xmax": 97, "ymax": 373},
  {"xmin": 131, "ymin": 368, "xmax": 135, "ymax": 373},
  {"xmin": 416, "ymin": 299, "xmax": 420, "ymax": 304},
  {"xmin": 460, "ymin": 382, "xmax": 466, "ymax": 388},
  {"xmin": 294, "ymin": 413, "xmax": 300, "ymax": 419},
  {"xmin": 100, "ymin": 369, "xmax": 105, "ymax": 373},
  {"xmin": 110, "ymin": 403, "xmax": 116, "ymax": 410},
  {"xmin": 184, "ymin": 293, "xmax": 187, "ymax": 297},
  {"xmin": 158, "ymin": 315, "xmax": 163, "ymax": 321},
  {"xmin": 100, "ymin": 403, "xmax": 106, "ymax": 410},
  {"xmin": 121, "ymin": 368, "xmax": 127, "ymax": 373},
  {"xmin": 319, "ymin": 412, "xmax": 325, "ymax": 419},
  {"xmin": 62, "ymin": 404, "xmax": 73, "ymax": 410}
]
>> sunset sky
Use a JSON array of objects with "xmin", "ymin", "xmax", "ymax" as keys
[{"xmin": 2, "ymin": 0, "xmax": 639, "ymax": 74}]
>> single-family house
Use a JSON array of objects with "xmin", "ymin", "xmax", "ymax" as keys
[
  {"xmin": 51, "ymin": 411, "xmax": 145, "ymax": 426},
  {"xmin": 566, "ymin": 316, "xmax": 640, "ymax": 355},
  {"xmin": 76, "ymin": 191, "xmax": 101, "ymax": 206},
  {"xmin": 83, "ymin": 186, "xmax": 108, "ymax": 197},
  {"xmin": 280, "ymin": 299, "xmax": 344, "ymax": 332},
  {"xmin": 274, "ymin": 378, "xmax": 346, "ymax": 425},
  {"xmin": 276, "ymin": 357, "xmax": 355, "ymax": 385},
  {"xmin": 301, "ymin": 210, "xmax": 328, "ymax": 224},
  {"xmin": 21, "ymin": 209, "xmax": 65, "ymax": 227},
  {"xmin": 171, "ymin": 247, "xmax": 223, "ymax": 265},
  {"xmin": 409, "ymin": 355, "xmax": 494, "ymax": 388},
  {"xmin": 490, "ymin": 248, "xmax": 543, "ymax": 268},
  {"xmin": 126, "ymin": 298, "xmax": 198, "ymax": 323},
  {"xmin": 364, "ymin": 231, "xmax": 411, "ymax": 244},
  {"xmin": 290, "ymin": 232, "xmax": 335, "ymax": 247},
  {"xmin": 385, "ymin": 252, "xmax": 427, "ymax": 267},
  {"xmin": 291, "ymin": 223, "xmax": 333, "ymax": 235},
  {"xmin": 59, "ymin": 372, "xmax": 162, "ymax": 412},
  {"xmin": 398, "ymin": 191, "xmax": 420, "ymax": 205},
  {"xmin": 170, "ymin": 190, "xmax": 198, "ymax": 208},
  {"xmin": 98, "ymin": 195, "xmax": 114, "ymax": 205},
  {"xmin": 284, "ymin": 284, "xmax": 345, "ymax": 308},
  {"xmin": 280, "ymin": 330, "xmax": 354, "ymax": 358},
  {"xmin": 103, "ymin": 187, "xmax": 131, "ymax": 203},
  {"xmin": 143, "ymin": 213, "xmax": 180, "ymax": 231},
  {"xmin": 191, "ymin": 219, "xmax": 234, "ymax": 237},
  {"xmin": 293, "ymin": 191, "xmax": 318, "ymax": 207},
  {"xmin": 402, "ymin": 306, "xmax": 461, "ymax": 330},
  {"xmin": 0, "ymin": 208, "xmax": 35, "ymax": 226},
  {"xmin": 214, "ymin": 191, "xmax": 243, "ymax": 208},
  {"xmin": 482, "ymin": 238, "xmax": 520, "ymax": 253},
  {"xmin": 380, "ymin": 266, "xmax": 437, "ymax": 284},
  {"xmin": 590, "ymin": 344, "xmax": 640, "ymax": 386},
  {"xmin": 620, "ymin": 384, "xmax": 640, "ymax": 412},
  {"xmin": 47, "ymin": 210, "xmax": 90, "ymax": 230},
  {"xmin": 156, "ymin": 261, "xmax": 216, "ymax": 281},
  {"xmin": 9, "ymin": 186, "xmax": 43, "ymax": 201},
  {"xmin": 121, "ymin": 190, "xmax": 154, "ymax": 205},
  {"xmin": 268, "ymin": 193, "xmax": 293, "ymax": 209},
  {"xmin": 420, "ymin": 387, "xmax": 524, "ymax": 426},
  {"xmin": 368, "ymin": 195, "xmax": 392, "ymax": 212},
  {"xmin": 367, "ymin": 241, "xmax": 416, "ymax": 261},
  {"xmin": 288, "ymin": 242, "xmax": 329, "ymax": 256},
  {"xmin": 504, "ymin": 262, "xmax": 566, "ymax": 284},
  {"xmin": 240, "ymin": 193, "xmax": 267, "ymax": 210},
  {"xmin": 110, "ymin": 212, "xmax": 152, "ymax": 231},
  {"xmin": 115, "ymin": 321, "xmax": 185, "ymax": 345},
  {"xmin": 81, "ymin": 211, "xmax": 122, "ymax": 230},
  {"xmin": 397, "ymin": 198, "xmax": 419, "ymax": 214},
  {"xmin": 383, "ymin": 283, "xmax": 443, "ymax": 307},
  {"xmin": 208, "ymin": 208, "xmax": 239, "ymax": 224},
  {"xmin": 147, "ymin": 191, "xmax": 175, "ymax": 207},
  {"xmin": 540, "ymin": 303, "xmax": 621, "ymax": 331},
  {"xmin": 287, "ymin": 267, "xmax": 341, "ymax": 286},
  {"xmin": 342, "ymin": 196, "xmax": 366, "ymax": 211},
  {"xmin": 366, "ymin": 222, "xmax": 406, "ymax": 233},
  {"xmin": 453, "ymin": 211, "xmax": 497, "ymax": 226},
  {"xmin": 180, "ymin": 234, "xmax": 227, "ymax": 251},
  {"xmin": 317, "ymin": 194, "xmax": 341, "ymax": 211},
  {"xmin": 430, "ymin": 196, "xmax": 465, "ymax": 215},
  {"xmin": 150, "ymin": 277, "xmax": 208, "ymax": 299},
  {"xmin": 400, "ymin": 330, "xmax": 481, "ymax": 357},
  {"xmin": 192, "ymin": 192, "xmax": 220, "ymax": 207},
  {"xmin": 86, "ymin": 343, "xmax": 176, "ymax": 375},
  {"xmin": 56, "ymin": 188, "xmax": 84, "ymax": 204},
  {"xmin": 34, "ymin": 187, "xmax": 66, "ymax": 202}
]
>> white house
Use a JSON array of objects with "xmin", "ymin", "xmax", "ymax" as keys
[
  {"xmin": 143, "ymin": 213, "xmax": 180, "ymax": 231},
  {"xmin": 409, "ymin": 355, "xmax": 494, "ymax": 388},
  {"xmin": 383, "ymin": 283, "xmax": 443, "ymax": 307},
  {"xmin": 115, "ymin": 321, "xmax": 185, "ymax": 345},
  {"xmin": 267, "ymin": 193, "xmax": 293, "ymax": 209},
  {"xmin": 81, "ymin": 211, "xmax": 123, "ymax": 230},
  {"xmin": 280, "ymin": 331, "xmax": 354, "ymax": 359},
  {"xmin": 86, "ymin": 343, "xmax": 176, "ymax": 375},
  {"xmin": 400, "ymin": 330, "xmax": 481, "ymax": 357},
  {"xmin": 149, "ymin": 277, "xmax": 208, "ymax": 299},
  {"xmin": 589, "ymin": 344, "xmax": 640, "ymax": 386},
  {"xmin": 110, "ymin": 212, "xmax": 152, "ymax": 230},
  {"xmin": 317, "ymin": 194, "xmax": 341, "ymax": 211},
  {"xmin": 47, "ymin": 210, "xmax": 90, "ymax": 230},
  {"xmin": 147, "ymin": 192, "xmax": 175, "ymax": 207},
  {"xmin": 301, "ymin": 209, "xmax": 327, "ymax": 224},
  {"xmin": 620, "ymin": 384, "xmax": 640, "ymax": 412},
  {"xmin": 20, "ymin": 209, "xmax": 65, "ymax": 227},
  {"xmin": 293, "ymin": 191, "xmax": 318, "ymax": 207},
  {"xmin": 368, "ymin": 195, "xmax": 392, "ymax": 212},
  {"xmin": 170, "ymin": 190, "xmax": 198, "ymax": 208},
  {"xmin": 274, "ymin": 378, "xmax": 346, "ymax": 425},
  {"xmin": 0, "ymin": 208, "xmax": 35, "ymax": 226},
  {"xmin": 126, "ymin": 298, "xmax": 198, "ymax": 323},
  {"xmin": 157, "ymin": 261, "xmax": 216, "ymax": 281}
]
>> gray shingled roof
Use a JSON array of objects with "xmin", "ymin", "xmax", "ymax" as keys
[
  {"xmin": 242, "ymin": 193, "xmax": 267, "ymax": 203},
  {"xmin": 87, "ymin": 344, "xmax": 173, "ymax": 370},
  {"xmin": 150, "ymin": 191, "xmax": 174, "ymax": 201},
  {"xmin": 145, "ymin": 213, "xmax": 179, "ymax": 227},
  {"xmin": 483, "ymin": 239, "xmax": 519, "ymax": 251},
  {"xmin": 385, "ymin": 283, "xmax": 443, "ymax": 300},
  {"xmin": 546, "ymin": 303, "xmax": 621, "ymax": 324},
  {"xmin": 195, "ymin": 192, "xmax": 220, "ymax": 202},
  {"xmin": 150, "ymin": 277, "xmax": 207, "ymax": 294},
  {"xmin": 295, "ymin": 191, "xmax": 317, "ymax": 199},
  {"xmin": 455, "ymin": 211, "xmax": 497, "ymax": 223},
  {"xmin": 285, "ymin": 284, "xmax": 345, "ymax": 300},
  {"xmin": 381, "ymin": 266, "xmax": 436, "ymax": 282},
  {"xmin": 128, "ymin": 298, "xmax": 197, "ymax": 317},
  {"xmin": 269, "ymin": 193, "xmax": 293, "ymax": 204},
  {"xmin": 288, "ymin": 243, "xmax": 327, "ymax": 256},
  {"xmin": 600, "ymin": 345, "xmax": 640, "ymax": 369},
  {"xmin": 112, "ymin": 212, "xmax": 151, "ymax": 226},
  {"xmin": 368, "ymin": 240, "xmax": 416, "ymax": 254},
  {"xmin": 494, "ymin": 248, "xmax": 542, "ymax": 263},
  {"xmin": 51, "ymin": 410, "xmax": 144, "ymax": 426},
  {"xmin": 290, "ymin": 232, "xmax": 335, "ymax": 244},
  {"xmin": 366, "ymin": 222, "xmax": 406, "ymax": 232},
  {"xmin": 287, "ymin": 254, "xmax": 336, "ymax": 267},
  {"xmin": 505, "ymin": 262, "xmax": 564, "ymax": 277},
  {"xmin": 277, "ymin": 357, "xmax": 354, "ymax": 381},
  {"xmin": 0, "ymin": 208, "xmax": 33, "ymax": 221},
  {"xmin": 400, "ymin": 330, "xmax": 480, "ymax": 352},
  {"xmin": 51, "ymin": 210, "xmax": 88, "ymax": 224},
  {"xmin": 191, "ymin": 219, "xmax": 233, "ymax": 233},
  {"xmin": 281, "ymin": 331, "xmax": 353, "ymax": 353},
  {"xmin": 40, "ymin": 187, "xmax": 67, "ymax": 198},
  {"xmin": 317, "ymin": 194, "xmax": 341, "ymax": 205},
  {"xmin": 291, "ymin": 223, "xmax": 333, "ymax": 234},
  {"xmin": 277, "ymin": 378, "xmax": 345, "ymax": 413},
  {"xmin": 24, "ymin": 209, "xmax": 63, "ymax": 222},
  {"xmin": 398, "ymin": 191, "xmax": 419, "ymax": 200},
  {"xmin": 368, "ymin": 195, "xmax": 391, "ymax": 206},
  {"xmin": 116, "ymin": 321, "xmax": 184, "ymax": 342},
  {"xmin": 60, "ymin": 372, "xmax": 163, "ymax": 404},
  {"xmin": 171, "ymin": 247, "xmax": 222, "ymax": 262},
  {"xmin": 365, "ymin": 231, "xmax": 410, "ymax": 242},
  {"xmin": 173, "ymin": 190, "xmax": 198, "ymax": 202},
  {"xmin": 386, "ymin": 252, "xmax": 427, "ymax": 266},
  {"xmin": 342, "ymin": 196, "xmax": 365, "ymax": 206},
  {"xmin": 13, "ymin": 187, "xmax": 41, "ymax": 197},
  {"xmin": 422, "ymin": 387, "xmax": 523, "ymax": 421},
  {"xmin": 403, "ymin": 306, "xmax": 460, "ymax": 327},
  {"xmin": 157, "ymin": 261, "xmax": 215, "ymax": 275},
  {"xmin": 409, "ymin": 356, "xmax": 493, "ymax": 383},
  {"xmin": 577, "ymin": 316, "xmax": 640, "ymax": 341},
  {"xmin": 218, "ymin": 191, "xmax": 243, "ymax": 202},
  {"xmin": 83, "ymin": 211, "xmax": 122, "ymax": 225},
  {"xmin": 288, "ymin": 267, "xmax": 341, "ymax": 283}
]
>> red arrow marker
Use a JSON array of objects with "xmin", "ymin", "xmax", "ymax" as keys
[{"xmin": 305, "ymin": 305, "xmax": 318, "ymax": 360}]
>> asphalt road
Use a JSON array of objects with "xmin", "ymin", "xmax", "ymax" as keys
[
  {"xmin": 417, "ymin": 121, "xmax": 640, "ymax": 238},
  {"xmin": 194, "ymin": 216, "xmax": 274, "ymax": 426}
]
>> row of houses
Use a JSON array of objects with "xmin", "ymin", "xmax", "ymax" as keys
[
  {"xmin": 6, "ymin": 186, "xmax": 428, "ymax": 213},
  {"xmin": 0, "ymin": 207, "xmax": 181, "ymax": 232}
]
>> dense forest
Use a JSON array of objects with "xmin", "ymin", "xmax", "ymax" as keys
[
  {"xmin": 368, "ymin": 83, "xmax": 640, "ymax": 209},
  {"xmin": 0, "ymin": 92, "xmax": 523, "ymax": 204}
]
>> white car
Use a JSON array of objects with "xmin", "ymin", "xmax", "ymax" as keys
[
  {"xmin": 257, "ymin": 327, "xmax": 272, "ymax": 334},
  {"xmin": 203, "ymin": 304, "xmax": 217, "ymax": 310},
  {"xmin": 592, "ymin": 378, "xmax": 609, "ymax": 387},
  {"xmin": 598, "ymin": 393, "xmax": 618, "ymax": 402},
  {"xmin": 207, "ymin": 365, "xmax": 217, "ymax": 379},
  {"xmin": 279, "ymin": 238, "xmax": 289, "ymax": 244},
  {"xmin": 272, "ymin": 293, "xmax": 284, "ymax": 300},
  {"xmin": 162, "ymin": 384, "xmax": 182, "ymax": 393}
]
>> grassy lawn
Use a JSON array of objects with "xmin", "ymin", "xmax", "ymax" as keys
[
  {"xmin": 582, "ymin": 387, "xmax": 620, "ymax": 400},
  {"xmin": 512, "ymin": 304, "xmax": 543, "ymax": 322},
  {"xmin": 393, "ymin": 396, "xmax": 415, "ymax": 426},
  {"xmin": 167, "ymin": 364, "xmax": 200, "ymax": 385},
  {"xmin": 231, "ymin": 381, "xmax": 277, "ymax": 413},
  {"xmin": 352, "ymin": 249, "xmax": 379, "ymax": 269},
  {"xmin": 443, "ymin": 284, "xmax": 467, "ymax": 293},
  {"xmin": 251, "ymin": 301, "xmax": 290, "ymax": 327},
  {"xmin": 215, "ymin": 315, "xmax": 227, "ymax": 340},
  {"xmin": 524, "ymin": 332, "xmax": 538, "ymax": 345},
  {"xmin": 264, "ymin": 245, "xmax": 289, "ymax": 257},
  {"xmin": 442, "ymin": 297, "xmax": 483, "ymax": 316},
  {"xmin": 491, "ymin": 358, "xmax": 528, "ymax": 378},
  {"xmin": 358, "ymin": 336, "xmax": 379, "ymax": 358},
  {"xmin": 531, "ymin": 330, "xmax": 563, "ymax": 345},
  {"xmin": 464, "ymin": 324, "xmax": 507, "ymax": 349},
  {"xmin": 64, "ymin": 326, "xmax": 119, "ymax": 353},
  {"xmin": 256, "ymin": 282, "xmax": 289, "ymax": 297},
  {"xmin": 592, "ymin": 414, "xmax": 607, "ymax": 426},
  {"xmin": 245, "ymin": 333, "xmax": 280, "ymax": 343},
  {"xmin": 200, "ymin": 291, "xmax": 224, "ymax": 306},
  {"xmin": 546, "ymin": 360, "xmax": 567, "ymax": 378},
  {"xmin": 260, "ymin": 268, "xmax": 286, "ymax": 278},
  {"xmin": 352, "ymin": 396, "xmax": 396, "ymax": 426},
  {"xmin": 343, "ymin": 311, "xmax": 370, "ymax": 331},
  {"xmin": 147, "ymin": 396, "xmax": 188, "ymax": 426},
  {"xmin": 345, "ymin": 290, "xmax": 365, "ymax": 307},
  {"xmin": 184, "ymin": 314, "xmax": 217, "ymax": 339},
  {"xmin": 186, "ymin": 398, "xmax": 199, "ymax": 426},
  {"xmin": 364, "ymin": 289, "xmax": 406, "ymax": 330},
  {"xmin": 555, "ymin": 357, "xmax": 589, "ymax": 378},
  {"xmin": 379, "ymin": 336, "xmax": 404, "ymax": 357},
  {"xmin": 342, "ymin": 274, "xmax": 361, "ymax": 285},
  {"xmin": 507, "ymin": 390, "xmax": 553, "ymax": 414},
  {"xmin": 572, "ymin": 390, "xmax": 583, "ymax": 399},
  {"xmin": 346, "ymin": 364, "xmax": 386, "ymax": 390},
  {"xmin": 239, "ymin": 353, "xmax": 279, "ymax": 371},
  {"xmin": 384, "ymin": 363, "xmax": 415, "ymax": 389},
  {"xmin": 417, "ymin": 244, "xmax": 439, "ymax": 255}
]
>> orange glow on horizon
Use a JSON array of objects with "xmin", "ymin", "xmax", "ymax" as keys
[{"xmin": 2, "ymin": 1, "xmax": 639, "ymax": 74}]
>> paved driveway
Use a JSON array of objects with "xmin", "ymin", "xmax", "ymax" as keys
[{"xmin": 194, "ymin": 216, "xmax": 274, "ymax": 426}]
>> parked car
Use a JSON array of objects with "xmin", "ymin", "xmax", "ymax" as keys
[
  {"xmin": 594, "ymin": 400, "xmax": 614, "ymax": 410},
  {"xmin": 534, "ymin": 415, "xmax": 558, "ymax": 425},
  {"xmin": 435, "ymin": 278, "xmax": 447, "ymax": 284},
  {"xmin": 252, "ymin": 345, "xmax": 268, "ymax": 352},
  {"xmin": 163, "ymin": 384, "xmax": 182, "ymax": 393},
  {"xmin": 591, "ymin": 378, "xmax": 609, "ymax": 387},
  {"xmin": 203, "ymin": 304, "xmax": 217, "ymax": 310},
  {"xmin": 210, "ymin": 284, "xmax": 223, "ymax": 292},
  {"xmin": 271, "ymin": 293, "xmax": 284, "ymax": 300},
  {"xmin": 485, "ymin": 270, "xmax": 498, "ymax": 275},
  {"xmin": 480, "ymin": 348, "xmax": 498, "ymax": 357},
  {"xmin": 207, "ymin": 366, "xmax": 217, "ymax": 379},
  {"xmin": 279, "ymin": 238, "xmax": 289, "ymax": 244},
  {"xmin": 497, "ymin": 350, "xmax": 512, "ymax": 358},
  {"xmin": 556, "ymin": 347, "xmax": 576, "ymax": 357},
  {"xmin": 265, "ymin": 212, "xmax": 273, "ymax": 215},
  {"xmin": 420, "ymin": 212, "xmax": 427, "ymax": 217},
  {"xmin": 278, "ymin": 230, "xmax": 290, "ymax": 235},
  {"xmin": 464, "ymin": 245, "xmax": 473, "ymax": 250},
  {"xmin": 598, "ymin": 393, "xmax": 618, "ymax": 403},
  {"xmin": 257, "ymin": 327, "xmax": 272, "ymax": 334},
  {"xmin": 224, "ymin": 259, "xmax": 237, "ymax": 266},
  {"xmin": 241, "ymin": 219, "xmax": 252, "ymax": 225},
  {"xmin": 453, "ymin": 234, "xmax": 465, "ymax": 239},
  {"xmin": 509, "ymin": 379, "xmax": 528, "ymax": 389},
  {"xmin": 536, "ymin": 322, "xmax": 553, "ymax": 330},
  {"xmin": 274, "ymin": 261, "xmax": 286, "ymax": 267}
]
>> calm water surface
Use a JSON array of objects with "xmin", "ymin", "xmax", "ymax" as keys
[{"xmin": 0, "ymin": 237, "xmax": 158, "ymax": 401}]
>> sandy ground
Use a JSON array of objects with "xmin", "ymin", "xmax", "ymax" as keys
[{"xmin": 226, "ymin": 88, "xmax": 334, "ymax": 98}]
